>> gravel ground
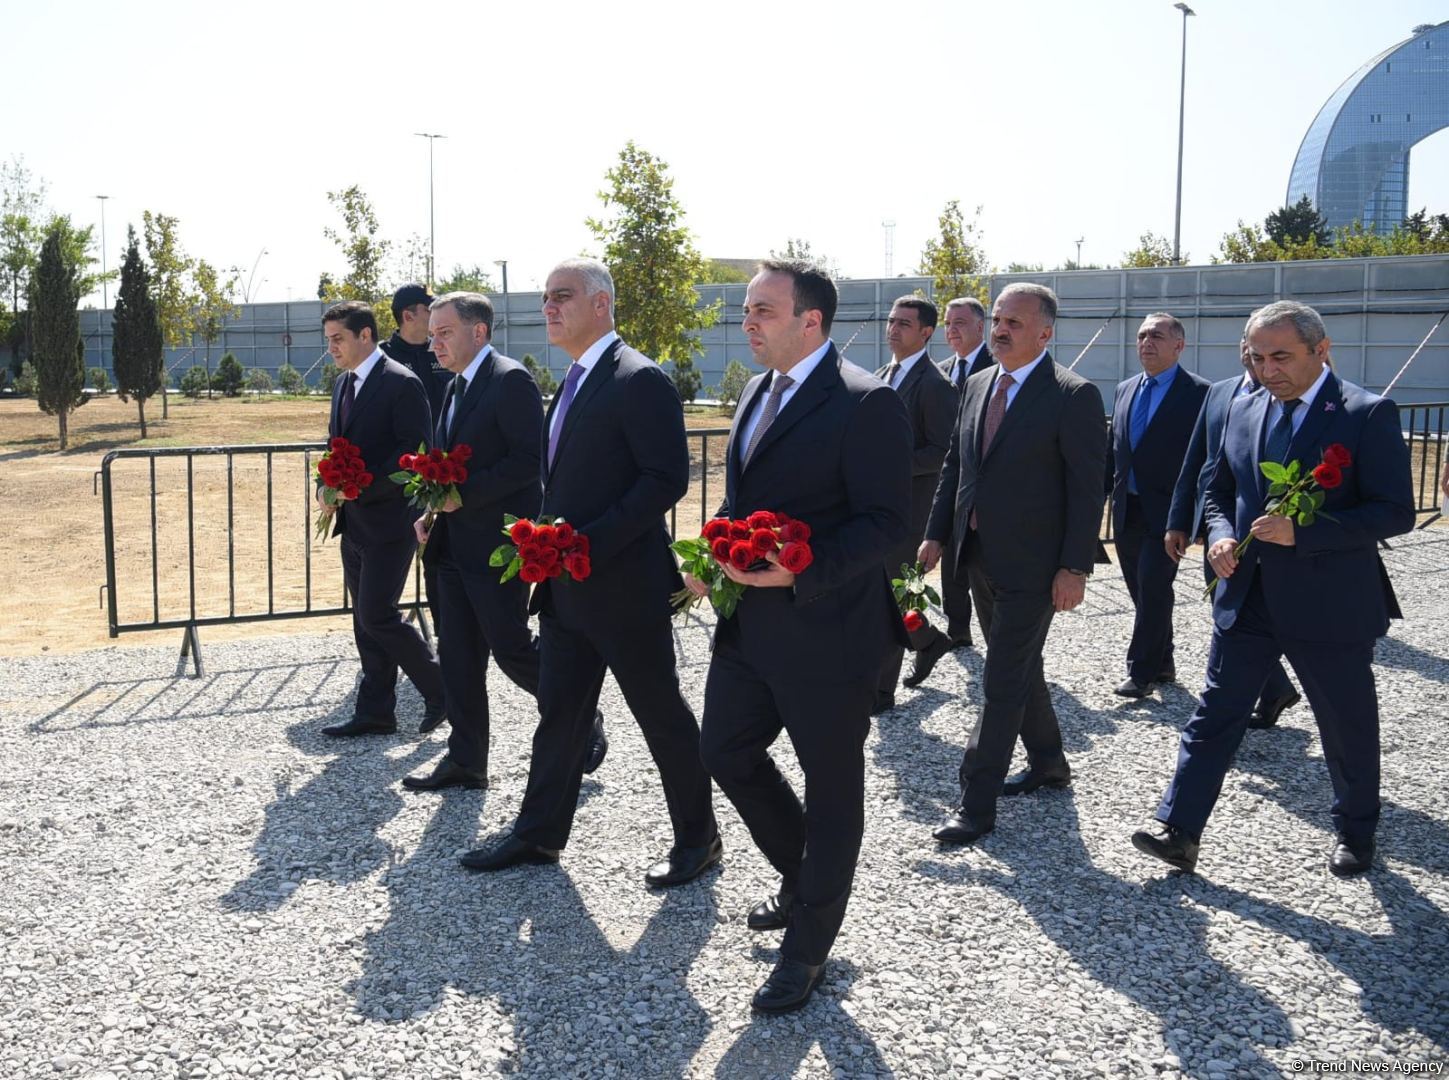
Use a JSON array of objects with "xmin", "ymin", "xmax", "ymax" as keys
[{"xmin": 3, "ymin": 529, "xmax": 1447, "ymax": 1079}]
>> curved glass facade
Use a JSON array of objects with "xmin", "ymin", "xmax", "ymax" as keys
[{"xmin": 1287, "ymin": 21, "xmax": 1449, "ymax": 231}]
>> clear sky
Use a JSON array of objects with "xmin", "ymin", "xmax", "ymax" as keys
[{"xmin": 9, "ymin": 0, "xmax": 1448, "ymax": 307}]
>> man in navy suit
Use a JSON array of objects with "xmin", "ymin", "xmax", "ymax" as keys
[
  {"xmin": 460, "ymin": 259, "xmax": 718, "ymax": 888},
  {"xmin": 1106, "ymin": 314, "xmax": 1208, "ymax": 698},
  {"xmin": 1165, "ymin": 336, "xmax": 1301, "ymax": 729},
  {"xmin": 1134, "ymin": 301, "xmax": 1414, "ymax": 877},
  {"xmin": 317, "ymin": 301, "xmax": 445, "ymax": 737},
  {"xmin": 687, "ymin": 260, "xmax": 911, "ymax": 1013}
]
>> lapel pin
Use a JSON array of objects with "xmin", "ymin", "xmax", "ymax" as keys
[{"xmin": 1324, "ymin": 402, "xmax": 1336, "ymax": 412}]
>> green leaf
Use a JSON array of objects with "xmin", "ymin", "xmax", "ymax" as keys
[
  {"xmin": 489, "ymin": 544, "xmax": 515, "ymax": 567},
  {"xmin": 503, "ymin": 513, "xmax": 519, "ymax": 525},
  {"xmin": 925, "ymin": 585, "xmax": 941, "ymax": 606},
  {"xmin": 1298, "ymin": 511, "xmax": 1316, "ymax": 527},
  {"xmin": 388, "ymin": 470, "xmax": 411, "ymax": 484},
  {"xmin": 1260, "ymin": 461, "xmax": 1288, "ymax": 483},
  {"xmin": 1285, "ymin": 459, "xmax": 1301, "ymax": 482},
  {"xmin": 1311, "ymin": 490, "xmax": 1325, "ymax": 508},
  {"xmin": 499, "ymin": 556, "xmax": 522, "ymax": 584},
  {"xmin": 1268, "ymin": 481, "xmax": 1288, "ymax": 496},
  {"xmin": 416, "ymin": 441, "xmax": 427, "ymax": 454}
]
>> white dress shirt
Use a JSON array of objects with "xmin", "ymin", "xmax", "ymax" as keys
[
  {"xmin": 737, "ymin": 338, "xmax": 833, "ymax": 463},
  {"xmin": 549, "ymin": 330, "xmax": 619, "ymax": 445},
  {"xmin": 992, "ymin": 349, "xmax": 1050, "ymax": 410},
  {"xmin": 444, "ymin": 345, "xmax": 492, "ymax": 434}
]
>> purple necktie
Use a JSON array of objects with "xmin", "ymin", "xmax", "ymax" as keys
[
  {"xmin": 338, "ymin": 372, "xmax": 356, "ymax": 431},
  {"xmin": 548, "ymin": 362, "xmax": 586, "ymax": 469},
  {"xmin": 969, "ymin": 372, "xmax": 1014, "ymax": 531}
]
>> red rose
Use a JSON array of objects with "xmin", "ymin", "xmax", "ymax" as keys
[
  {"xmin": 398, "ymin": 453, "xmax": 414, "ymax": 470},
  {"xmin": 746, "ymin": 510, "xmax": 778, "ymax": 530},
  {"xmin": 1322, "ymin": 443, "xmax": 1352, "ymax": 469},
  {"xmin": 428, "ymin": 447, "xmax": 445, "ymax": 463},
  {"xmin": 318, "ymin": 465, "xmax": 338, "ymax": 486},
  {"xmin": 451, "ymin": 445, "xmax": 472, "ymax": 463},
  {"xmin": 330, "ymin": 437, "xmax": 347, "ymax": 452},
  {"xmin": 702, "ymin": 518, "xmax": 732, "ymax": 541},
  {"xmin": 510, "ymin": 520, "xmax": 536, "ymax": 544},
  {"xmin": 537, "ymin": 545, "xmax": 560, "ymax": 569},
  {"xmin": 519, "ymin": 562, "xmax": 546, "ymax": 584},
  {"xmin": 342, "ymin": 484, "xmax": 361, "ymax": 500},
  {"xmin": 903, "ymin": 610, "xmax": 925, "ymax": 632},
  {"xmin": 518, "ymin": 541, "xmax": 545, "ymax": 563},
  {"xmin": 571, "ymin": 534, "xmax": 590, "ymax": 555},
  {"xmin": 780, "ymin": 520, "xmax": 812, "ymax": 543},
  {"xmin": 710, "ymin": 537, "xmax": 733, "ymax": 563},
  {"xmin": 728, "ymin": 540, "xmax": 755, "ymax": 570},
  {"xmin": 553, "ymin": 522, "xmax": 575, "ymax": 546},
  {"xmin": 546, "ymin": 563, "xmax": 563, "ymax": 578},
  {"xmin": 449, "ymin": 464, "xmax": 468, "ymax": 485},
  {"xmin": 729, "ymin": 520, "xmax": 751, "ymax": 540},
  {"xmin": 774, "ymin": 511, "xmax": 792, "ymax": 525},
  {"xmin": 534, "ymin": 524, "xmax": 558, "ymax": 547},
  {"xmin": 358, "ymin": 472, "xmax": 373, "ymax": 487},
  {"xmin": 1312, "ymin": 463, "xmax": 1343, "ymax": 489},
  {"xmin": 778, "ymin": 541, "xmax": 813, "ymax": 574},
  {"xmin": 750, "ymin": 528, "xmax": 778, "ymax": 555},
  {"xmin": 565, "ymin": 554, "xmax": 592, "ymax": 581}
]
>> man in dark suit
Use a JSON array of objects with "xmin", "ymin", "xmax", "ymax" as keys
[
  {"xmin": 460, "ymin": 258, "xmax": 718, "ymax": 888},
  {"xmin": 1165, "ymin": 336, "xmax": 1301, "ymax": 729},
  {"xmin": 1134, "ymin": 301, "xmax": 1414, "ymax": 877},
  {"xmin": 686, "ymin": 260, "xmax": 911, "ymax": 1013},
  {"xmin": 872, "ymin": 296, "xmax": 958, "ymax": 713},
  {"xmin": 381, "ymin": 283, "xmax": 450, "ymax": 420},
  {"xmin": 935, "ymin": 297, "xmax": 995, "ymax": 649},
  {"xmin": 1106, "ymin": 313, "xmax": 1209, "ymax": 698},
  {"xmin": 317, "ymin": 301, "xmax": 445, "ymax": 737},
  {"xmin": 919, "ymin": 283, "xmax": 1107, "ymax": 845}
]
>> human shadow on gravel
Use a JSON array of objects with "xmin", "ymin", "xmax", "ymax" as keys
[
  {"xmin": 713, "ymin": 958, "xmax": 890, "ymax": 1079},
  {"xmin": 1373, "ymin": 635, "xmax": 1449, "ymax": 683},
  {"xmin": 916, "ymin": 796, "xmax": 1291, "ymax": 1080},
  {"xmin": 349, "ymin": 797, "xmax": 720, "ymax": 1077},
  {"xmin": 219, "ymin": 712, "xmax": 439, "ymax": 913}
]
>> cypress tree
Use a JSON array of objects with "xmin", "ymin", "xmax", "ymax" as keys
[
  {"xmin": 30, "ymin": 221, "xmax": 85, "ymax": 449},
  {"xmin": 112, "ymin": 226, "xmax": 164, "ymax": 438}
]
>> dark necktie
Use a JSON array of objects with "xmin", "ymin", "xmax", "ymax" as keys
[
  {"xmin": 955, "ymin": 356, "xmax": 970, "ymax": 389},
  {"xmin": 445, "ymin": 374, "xmax": 468, "ymax": 443},
  {"xmin": 743, "ymin": 374, "xmax": 794, "ymax": 465},
  {"xmin": 548, "ymin": 361, "xmax": 586, "ymax": 469},
  {"xmin": 338, "ymin": 372, "xmax": 356, "ymax": 431},
  {"xmin": 1129, "ymin": 375, "xmax": 1158, "ymax": 450},
  {"xmin": 970, "ymin": 372, "xmax": 1015, "ymax": 530},
  {"xmin": 1263, "ymin": 398, "xmax": 1302, "ymax": 465},
  {"xmin": 884, "ymin": 361, "xmax": 901, "ymax": 388}
]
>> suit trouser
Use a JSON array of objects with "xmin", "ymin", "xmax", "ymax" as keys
[
  {"xmin": 512, "ymin": 610, "xmax": 715, "ymax": 852},
  {"xmin": 435, "ymin": 561, "xmax": 540, "ymax": 773},
  {"xmin": 1198, "ymin": 557, "xmax": 1295, "ymax": 708},
  {"xmin": 700, "ymin": 639, "xmax": 873, "ymax": 966},
  {"xmin": 1157, "ymin": 573, "xmax": 1380, "ymax": 842},
  {"xmin": 341, "ymin": 533, "xmax": 444, "ymax": 719},
  {"xmin": 958, "ymin": 537, "xmax": 1066, "ymax": 820},
  {"xmin": 940, "ymin": 543, "xmax": 975, "ymax": 642},
  {"xmin": 1116, "ymin": 497, "xmax": 1180, "ymax": 684}
]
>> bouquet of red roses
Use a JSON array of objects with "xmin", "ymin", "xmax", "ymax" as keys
[
  {"xmin": 389, "ymin": 443, "xmax": 472, "ymax": 551},
  {"xmin": 671, "ymin": 510, "xmax": 814, "ymax": 618},
  {"xmin": 314, "ymin": 437, "xmax": 374, "ymax": 540},
  {"xmin": 490, "ymin": 515, "xmax": 592, "ymax": 584},
  {"xmin": 892, "ymin": 562, "xmax": 941, "ymax": 633},
  {"xmin": 1203, "ymin": 442, "xmax": 1350, "ymax": 600}
]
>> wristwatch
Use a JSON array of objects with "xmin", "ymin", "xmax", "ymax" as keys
[{"xmin": 1063, "ymin": 568, "xmax": 1088, "ymax": 577}]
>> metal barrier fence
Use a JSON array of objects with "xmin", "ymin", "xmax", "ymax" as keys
[{"xmin": 99, "ymin": 410, "xmax": 1448, "ymax": 676}]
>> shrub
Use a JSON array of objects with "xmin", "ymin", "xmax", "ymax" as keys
[
  {"xmin": 521, "ymin": 353, "xmax": 557, "ymax": 397},
  {"xmin": 179, "ymin": 365, "xmax": 210, "ymax": 399},
  {"xmin": 211, "ymin": 352, "xmax": 244, "ymax": 397},
  {"xmin": 669, "ymin": 354, "xmax": 702, "ymax": 404},
  {"xmin": 88, "ymin": 366, "xmax": 111, "ymax": 393},
  {"xmin": 14, "ymin": 360, "xmax": 37, "ymax": 396},
  {"xmin": 277, "ymin": 363, "xmax": 306, "ymax": 395},
  {"xmin": 246, "ymin": 368, "xmax": 273, "ymax": 396},
  {"xmin": 715, "ymin": 359, "xmax": 752, "ymax": 406},
  {"xmin": 317, "ymin": 360, "xmax": 339, "ymax": 396}
]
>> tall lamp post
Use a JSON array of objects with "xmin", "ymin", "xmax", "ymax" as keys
[
  {"xmin": 96, "ymin": 195, "xmax": 110, "ymax": 308},
  {"xmin": 493, "ymin": 259, "xmax": 510, "ymax": 356},
  {"xmin": 1075, "ymin": 237, "xmax": 1084, "ymax": 268},
  {"xmin": 414, "ymin": 132, "xmax": 446, "ymax": 287},
  {"xmin": 1172, "ymin": 2, "xmax": 1195, "ymax": 265}
]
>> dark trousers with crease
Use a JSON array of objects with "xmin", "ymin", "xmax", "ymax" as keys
[
  {"xmin": 1115, "ymin": 496, "xmax": 1180, "ymax": 684},
  {"xmin": 957, "ymin": 535, "xmax": 1066, "ymax": 820},
  {"xmin": 1199, "ymin": 556, "xmax": 1296, "ymax": 708},
  {"xmin": 940, "ymin": 543, "xmax": 975, "ymax": 643},
  {"xmin": 701, "ymin": 639, "xmax": 874, "ymax": 966},
  {"xmin": 341, "ymin": 533, "xmax": 443, "ymax": 720},
  {"xmin": 1157, "ymin": 573, "xmax": 1378, "ymax": 842},
  {"xmin": 511, "ymin": 610, "xmax": 715, "ymax": 852},
  {"xmin": 435, "ymin": 561, "xmax": 540, "ymax": 773}
]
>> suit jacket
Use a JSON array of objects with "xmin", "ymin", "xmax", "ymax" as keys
[
  {"xmin": 1204, "ymin": 371, "xmax": 1413, "ymax": 642},
  {"xmin": 718, "ymin": 346, "xmax": 912, "ymax": 679},
  {"xmin": 1107, "ymin": 367, "xmax": 1209, "ymax": 535},
  {"xmin": 926, "ymin": 353, "xmax": 1107, "ymax": 594},
  {"xmin": 1167, "ymin": 374, "xmax": 1258, "ymax": 541},
  {"xmin": 938, "ymin": 346, "xmax": 996, "ymax": 389},
  {"xmin": 424, "ymin": 350, "xmax": 543, "ymax": 573},
  {"xmin": 875, "ymin": 354, "xmax": 958, "ymax": 539},
  {"xmin": 327, "ymin": 356, "xmax": 434, "ymax": 546},
  {"xmin": 529, "ymin": 339, "xmax": 688, "ymax": 626}
]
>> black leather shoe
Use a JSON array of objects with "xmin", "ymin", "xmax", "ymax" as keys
[
  {"xmin": 1249, "ymin": 689, "xmax": 1301, "ymax": 730},
  {"xmin": 904, "ymin": 634, "xmax": 953, "ymax": 688},
  {"xmin": 751, "ymin": 958, "xmax": 825, "ymax": 1014},
  {"xmin": 1001, "ymin": 763, "xmax": 1071, "ymax": 797},
  {"xmin": 402, "ymin": 756, "xmax": 486, "ymax": 792},
  {"xmin": 1157, "ymin": 667, "xmax": 1177, "ymax": 684},
  {"xmin": 933, "ymin": 810, "xmax": 994, "ymax": 845},
  {"xmin": 870, "ymin": 694, "xmax": 895, "ymax": 717},
  {"xmin": 1114, "ymin": 677, "xmax": 1154, "ymax": 699},
  {"xmin": 1131, "ymin": 823, "xmax": 1199, "ymax": 872},
  {"xmin": 459, "ymin": 835, "xmax": 560, "ymax": 872},
  {"xmin": 746, "ymin": 891, "xmax": 794, "ymax": 931},
  {"xmin": 322, "ymin": 715, "xmax": 397, "ymax": 737},
  {"xmin": 418, "ymin": 700, "xmax": 448, "ymax": 734},
  {"xmin": 1329, "ymin": 836, "xmax": 1374, "ymax": 877},
  {"xmin": 644, "ymin": 835, "xmax": 723, "ymax": 888},
  {"xmin": 583, "ymin": 710, "xmax": 608, "ymax": 774},
  {"xmin": 947, "ymin": 633, "xmax": 973, "ymax": 650}
]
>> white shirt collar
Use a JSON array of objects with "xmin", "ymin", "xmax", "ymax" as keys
[
  {"xmin": 573, "ymin": 330, "xmax": 620, "ymax": 375},
  {"xmin": 1296, "ymin": 362, "xmax": 1332, "ymax": 410},
  {"xmin": 997, "ymin": 349, "xmax": 1048, "ymax": 389},
  {"xmin": 889, "ymin": 347, "xmax": 929, "ymax": 386},
  {"xmin": 351, "ymin": 346, "xmax": 384, "ymax": 388},
  {"xmin": 775, "ymin": 338, "xmax": 832, "ymax": 392},
  {"xmin": 955, "ymin": 342, "xmax": 986, "ymax": 369},
  {"xmin": 457, "ymin": 344, "xmax": 492, "ymax": 386}
]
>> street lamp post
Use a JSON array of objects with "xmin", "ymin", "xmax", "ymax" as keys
[
  {"xmin": 1075, "ymin": 237, "xmax": 1084, "ymax": 268},
  {"xmin": 414, "ymin": 132, "xmax": 446, "ymax": 288},
  {"xmin": 1173, "ymin": 2, "xmax": 1195, "ymax": 266},
  {"xmin": 96, "ymin": 195, "xmax": 110, "ymax": 308},
  {"xmin": 493, "ymin": 259, "xmax": 510, "ymax": 356}
]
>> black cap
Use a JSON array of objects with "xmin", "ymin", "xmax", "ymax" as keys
[{"xmin": 391, "ymin": 283, "xmax": 435, "ymax": 322}]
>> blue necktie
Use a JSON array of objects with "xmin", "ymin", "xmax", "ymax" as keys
[
  {"xmin": 1129, "ymin": 375, "xmax": 1157, "ymax": 450},
  {"xmin": 1264, "ymin": 398, "xmax": 1302, "ymax": 465},
  {"xmin": 547, "ymin": 362, "xmax": 586, "ymax": 469}
]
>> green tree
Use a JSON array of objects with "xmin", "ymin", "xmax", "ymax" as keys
[
  {"xmin": 111, "ymin": 226, "xmax": 165, "ymax": 437},
  {"xmin": 1, "ymin": 156, "xmax": 46, "ymax": 371},
  {"xmin": 212, "ymin": 351, "xmax": 244, "ymax": 397},
  {"xmin": 586, "ymin": 141, "xmax": 719, "ymax": 365},
  {"xmin": 14, "ymin": 359, "xmax": 36, "ymax": 395},
  {"xmin": 435, "ymin": 263, "xmax": 497, "ymax": 293},
  {"xmin": 770, "ymin": 238, "xmax": 839, "ymax": 278},
  {"xmin": 670, "ymin": 355, "xmax": 702, "ymax": 403},
  {"xmin": 322, "ymin": 185, "xmax": 389, "ymax": 302},
  {"xmin": 179, "ymin": 365, "xmax": 210, "ymax": 398},
  {"xmin": 700, "ymin": 259, "xmax": 751, "ymax": 284},
  {"xmin": 1265, "ymin": 195, "xmax": 1331, "ymax": 247},
  {"xmin": 29, "ymin": 222, "xmax": 86, "ymax": 448},
  {"xmin": 714, "ymin": 358, "xmax": 752, "ymax": 406},
  {"xmin": 521, "ymin": 353, "xmax": 557, "ymax": 397},
  {"xmin": 277, "ymin": 362, "xmax": 305, "ymax": 395},
  {"xmin": 143, "ymin": 211, "xmax": 199, "ymax": 420},
  {"xmin": 317, "ymin": 359, "xmax": 340, "ymax": 396},
  {"xmin": 1006, "ymin": 262, "xmax": 1046, "ymax": 273},
  {"xmin": 246, "ymin": 368, "xmax": 273, "ymax": 396},
  {"xmin": 192, "ymin": 259, "xmax": 239, "ymax": 394},
  {"xmin": 917, "ymin": 201, "xmax": 990, "ymax": 304},
  {"xmin": 1120, "ymin": 232, "xmax": 1178, "ymax": 268},
  {"xmin": 88, "ymin": 367, "xmax": 110, "ymax": 392}
]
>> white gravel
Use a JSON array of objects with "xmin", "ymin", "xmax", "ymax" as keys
[{"xmin": 2, "ymin": 529, "xmax": 1447, "ymax": 1079}]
